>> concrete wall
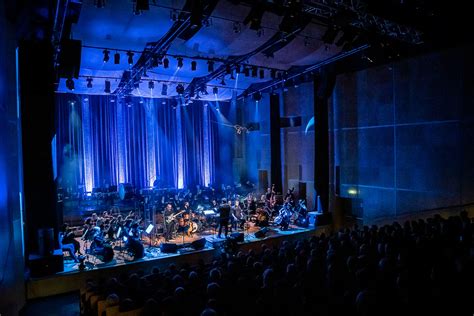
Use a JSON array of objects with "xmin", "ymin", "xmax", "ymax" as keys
[
  {"xmin": 0, "ymin": 1, "xmax": 26, "ymax": 314},
  {"xmin": 331, "ymin": 45, "xmax": 474, "ymax": 221}
]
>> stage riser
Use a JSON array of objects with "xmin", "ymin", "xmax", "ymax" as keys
[{"xmin": 26, "ymin": 225, "xmax": 331, "ymax": 300}]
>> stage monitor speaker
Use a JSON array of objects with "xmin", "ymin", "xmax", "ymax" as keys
[
  {"xmin": 28, "ymin": 249, "xmax": 64, "ymax": 277},
  {"xmin": 229, "ymin": 232, "xmax": 244, "ymax": 243},
  {"xmin": 160, "ymin": 243, "xmax": 178, "ymax": 253},
  {"xmin": 58, "ymin": 39, "xmax": 82, "ymax": 79},
  {"xmin": 191, "ymin": 238, "xmax": 207, "ymax": 250},
  {"xmin": 254, "ymin": 228, "xmax": 268, "ymax": 239}
]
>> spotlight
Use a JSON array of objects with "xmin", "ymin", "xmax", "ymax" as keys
[
  {"xmin": 104, "ymin": 80, "xmax": 111, "ymax": 93},
  {"xmin": 220, "ymin": 77, "xmax": 226, "ymax": 86},
  {"xmin": 207, "ymin": 60, "xmax": 214, "ymax": 72},
  {"xmin": 134, "ymin": 81, "xmax": 140, "ymax": 90},
  {"xmin": 103, "ymin": 49, "xmax": 110, "ymax": 63},
  {"xmin": 226, "ymin": 64, "xmax": 231, "ymax": 74},
  {"xmin": 148, "ymin": 80, "xmax": 154, "ymax": 90},
  {"xmin": 114, "ymin": 51, "xmax": 120, "ymax": 64},
  {"xmin": 177, "ymin": 57, "xmax": 183, "ymax": 69},
  {"xmin": 270, "ymin": 69, "xmax": 276, "ymax": 79},
  {"xmin": 66, "ymin": 78, "xmax": 74, "ymax": 91},
  {"xmin": 259, "ymin": 68, "xmax": 264, "ymax": 79},
  {"xmin": 244, "ymin": 67, "xmax": 250, "ymax": 77},
  {"xmin": 161, "ymin": 83, "xmax": 168, "ymax": 95},
  {"xmin": 251, "ymin": 66, "xmax": 257, "ymax": 77},
  {"xmin": 127, "ymin": 51, "xmax": 134, "ymax": 65},
  {"xmin": 191, "ymin": 60, "xmax": 197, "ymax": 71},
  {"xmin": 176, "ymin": 83, "xmax": 185, "ymax": 95},
  {"xmin": 163, "ymin": 57, "xmax": 169, "ymax": 68},
  {"xmin": 213, "ymin": 86, "xmax": 218, "ymax": 95},
  {"xmin": 190, "ymin": 0, "xmax": 203, "ymax": 28},
  {"xmin": 235, "ymin": 65, "xmax": 241, "ymax": 74},
  {"xmin": 253, "ymin": 91, "xmax": 262, "ymax": 102},
  {"xmin": 233, "ymin": 21, "xmax": 241, "ymax": 33},
  {"xmin": 86, "ymin": 77, "xmax": 93, "ymax": 88}
]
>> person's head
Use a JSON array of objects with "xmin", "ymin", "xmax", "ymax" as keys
[
  {"xmin": 221, "ymin": 198, "xmax": 227, "ymax": 204},
  {"xmin": 92, "ymin": 213, "xmax": 98, "ymax": 220},
  {"xmin": 166, "ymin": 203, "xmax": 172, "ymax": 210},
  {"xmin": 267, "ymin": 188, "xmax": 271, "ymax": 193},
  {"xmin": 235, "ymin": 200, "xmax": 240, "ymax": 206}
]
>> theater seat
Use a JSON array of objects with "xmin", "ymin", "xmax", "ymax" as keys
[
  {"xmin": 105, "ymin": 305, "xmax": 119, "ymax": 316},
  {"xmin": 117, "ymin": 308, "xmax": 143, "ymax": 316}
]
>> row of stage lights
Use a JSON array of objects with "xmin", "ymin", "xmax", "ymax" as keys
[
  {"xmin": 100, "ymin": 49, "xmax": 285, "ymax": 79},
  {"xmin": 65, "ymin": 77, "xmax": 222, "ymax": 97}
]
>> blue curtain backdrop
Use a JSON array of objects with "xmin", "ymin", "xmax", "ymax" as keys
[{"xmin": 55, "ymin": 94, "xmax": 221, "ymax": 192}]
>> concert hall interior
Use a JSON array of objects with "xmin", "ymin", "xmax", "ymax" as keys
[{"xmin": 1, "ymin": 1, "xmax": 473, "ymax": 315}]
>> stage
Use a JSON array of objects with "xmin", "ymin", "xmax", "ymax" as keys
[{"xmin": 26, "ymin": 223, "xmax": 331, "ymax": 300}]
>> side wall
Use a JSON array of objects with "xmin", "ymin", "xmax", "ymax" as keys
[
  {"xmin": 0, "ymin": 1, "xmax": 26, "ymax": 314},
  {"xmin": 331, "ymin": 45, "xmax": 474, "ymax": 221}
]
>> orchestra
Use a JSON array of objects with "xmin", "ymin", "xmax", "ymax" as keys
[{"xmin": 71, "ymin": 183, "xmax": 310, "ymax": 263}]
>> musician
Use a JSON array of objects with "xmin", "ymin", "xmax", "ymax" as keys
[
  {"xmin": 231, "ymin": 200, "xmax": 245, "ymax": 230},
  {"xmin": 285, "ymin": 187, "xmax": 296, "ymax": 206},
  {"xmin": 217, "ymin": 198, "xmax": 231, "ymax": 238},
  {"xmin": 163, "ymin": 203, "xmax": 175, "ymax": 241},
  {"xmin": 183, "ymin": 201, "xmax": 193, "ymax": 217},
  {"xmin": 61, "ymin": 223, "xmax": 81, "ymax": 255}
]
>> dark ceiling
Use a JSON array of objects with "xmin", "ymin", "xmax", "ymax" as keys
[{"xmin": 11, "ymin": 0, "xmax": 473, "ymax": 101}]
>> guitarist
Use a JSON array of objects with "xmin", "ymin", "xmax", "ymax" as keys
[{"xmin": 163, "ymin": 203, "xmax": 176, "ymax": 241}]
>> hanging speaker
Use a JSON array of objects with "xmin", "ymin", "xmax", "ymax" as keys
[{"xmin": 58, "ymin": 39, "xmax": 82, "ymax": 79}]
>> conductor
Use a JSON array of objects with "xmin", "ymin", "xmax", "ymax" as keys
[{"xmin": 217, "ymin": 198, "xmax": 231, "ymax": 238}]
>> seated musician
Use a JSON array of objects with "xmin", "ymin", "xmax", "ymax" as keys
[{"xmin": 61, "ymin": 223, "xmax": 81, "ymax": 255}]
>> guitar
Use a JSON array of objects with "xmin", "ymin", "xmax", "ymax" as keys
[{"xmin": 165, "ymin": 210, "xmax": 185, "ymax": 224}]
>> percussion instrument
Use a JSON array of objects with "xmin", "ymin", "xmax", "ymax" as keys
[
  {"xmin": 118, "ymin": 183, "xmax": 134, "ymax": 200},
  {"xmin": 187, "ymin": 220, "xmax": 200, "ymax": 234}
]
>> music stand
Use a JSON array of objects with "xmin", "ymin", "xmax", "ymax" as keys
[{"xmin": 145, "ymin": 224, "xmax": 154, "ymax": 249}]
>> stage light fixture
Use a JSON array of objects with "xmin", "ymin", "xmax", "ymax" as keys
[
  {"xmin": 103, "ymin": 49, "xmax": 110, "ymax": 63},
  {"xmin": 233, "ymin": 21, "xmax": 241, "ymax": 33},
  {"xmin": 220, "ymin": 77, "xmax": 226, "ymax": 86},
  {"xmin": 235, "ymin": 65, "xmax": 241, "ymax": 74},
  {"xmin": 134, "ymin": 81, "xmax": 140, "ymax": 90},
  {"xmin": 207, "ymin": 60, "xmax": 214, "ymax": 72},
  {"xmin": 161, "ymin": 83, "xmax": 168, "ymax": 95},
  {"xmin": 86, "ymin": 77, "xmax": 93, "ymax": 88},
  {"xmin": 163, "ymin": 57, "xmax": 169, "ymax": 68},
  {"xmin": 226, "ymin": 64, "xmax": 231, "ymax": 74},
  {"xmin": 176, "ymin": 83, "xmax": 185, "ymax": 95},
  {"xmin": 127, "ymin": 51, "xmax": 134, "ymax": 65},
  {"xmin": 213, "ymin": 86, "xmax": 218, "ymax": 95},
  {"xmin": 244, "ymin": 67, "xmax": 250, "ymax": 77},
  {"xmin": 259, "ymin": 68, "xmax": 264, "ymax": 79},
  {"xmin": 148, "ymin": 80, "xmax": 154, "ymax": 90},
  {"xmin": 104, "ymin": 80, "xmax": 111, "ymax": 93},
  {"xmin": 177, "ymin": 57, "xmax": 183, "ymax": 69},
  {"xmin": 66, "ymin": 78, "xmax": 74, "ymax": 91},
  {"xmin": 253, "ymin": 91, "xmax": 262, "ymax": 101},
  {"xmin": 251, "ymin": 66, "xmax": 257, "ymax": 77},
  {"xmin": 270, "ymin": 69, "xmax": 276, "ymax": 79},
  {"xmin": 114, "ymin": 51, "xmax": 120, "ymax": 64},
  {"xmin": 191, "ymin": 60, "xmax": 197, "ymax": 71}
]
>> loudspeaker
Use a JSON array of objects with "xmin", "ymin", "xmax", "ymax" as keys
[
  {"xmin": 298, "ymin": 182, "xmax": 307, "ymax": 201},
  {"xmin": 160, "ymin": 243, "xmax": 178, "ymax": 253},
  {"xmin": 229, "ymin": 232, "xmax": 244, "ymax": 243},
  {"xmin": 58, "ymin": 39, "xmax": 82, "ymax": 79},
  {"xmin": 335, "ymin": 165, "xmax": 340, "ymax": 196},
  {"xmin": 254, "ymin": 228, "xmax": 268, "ymax": 239},
  {"xmin": 38, "ymin": 228, "xmax": 55, "ymax": 256},
  {"xmin": 258, "ymin": 170, "xmax": 268, "ymax": 193},
  {"xmin": 191, "ymin": 238, "xmax": 207, "ymax": 250},
  {"xmin": 28, "ymin": 249, "xmax": 64, "ymax": 277}
]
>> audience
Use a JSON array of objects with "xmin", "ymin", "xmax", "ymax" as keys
[{"xmin": 83, "ymin": 211, "xmax": 473, "ymax": 316}]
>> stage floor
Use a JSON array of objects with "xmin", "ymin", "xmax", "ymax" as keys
[
  {"xmin": 27, "ymin": 223, "xmax": 332, "ymax": 299},
  {"xmin": 61, "ymin": 222, "xmax": 310, "ymax": 274}
]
